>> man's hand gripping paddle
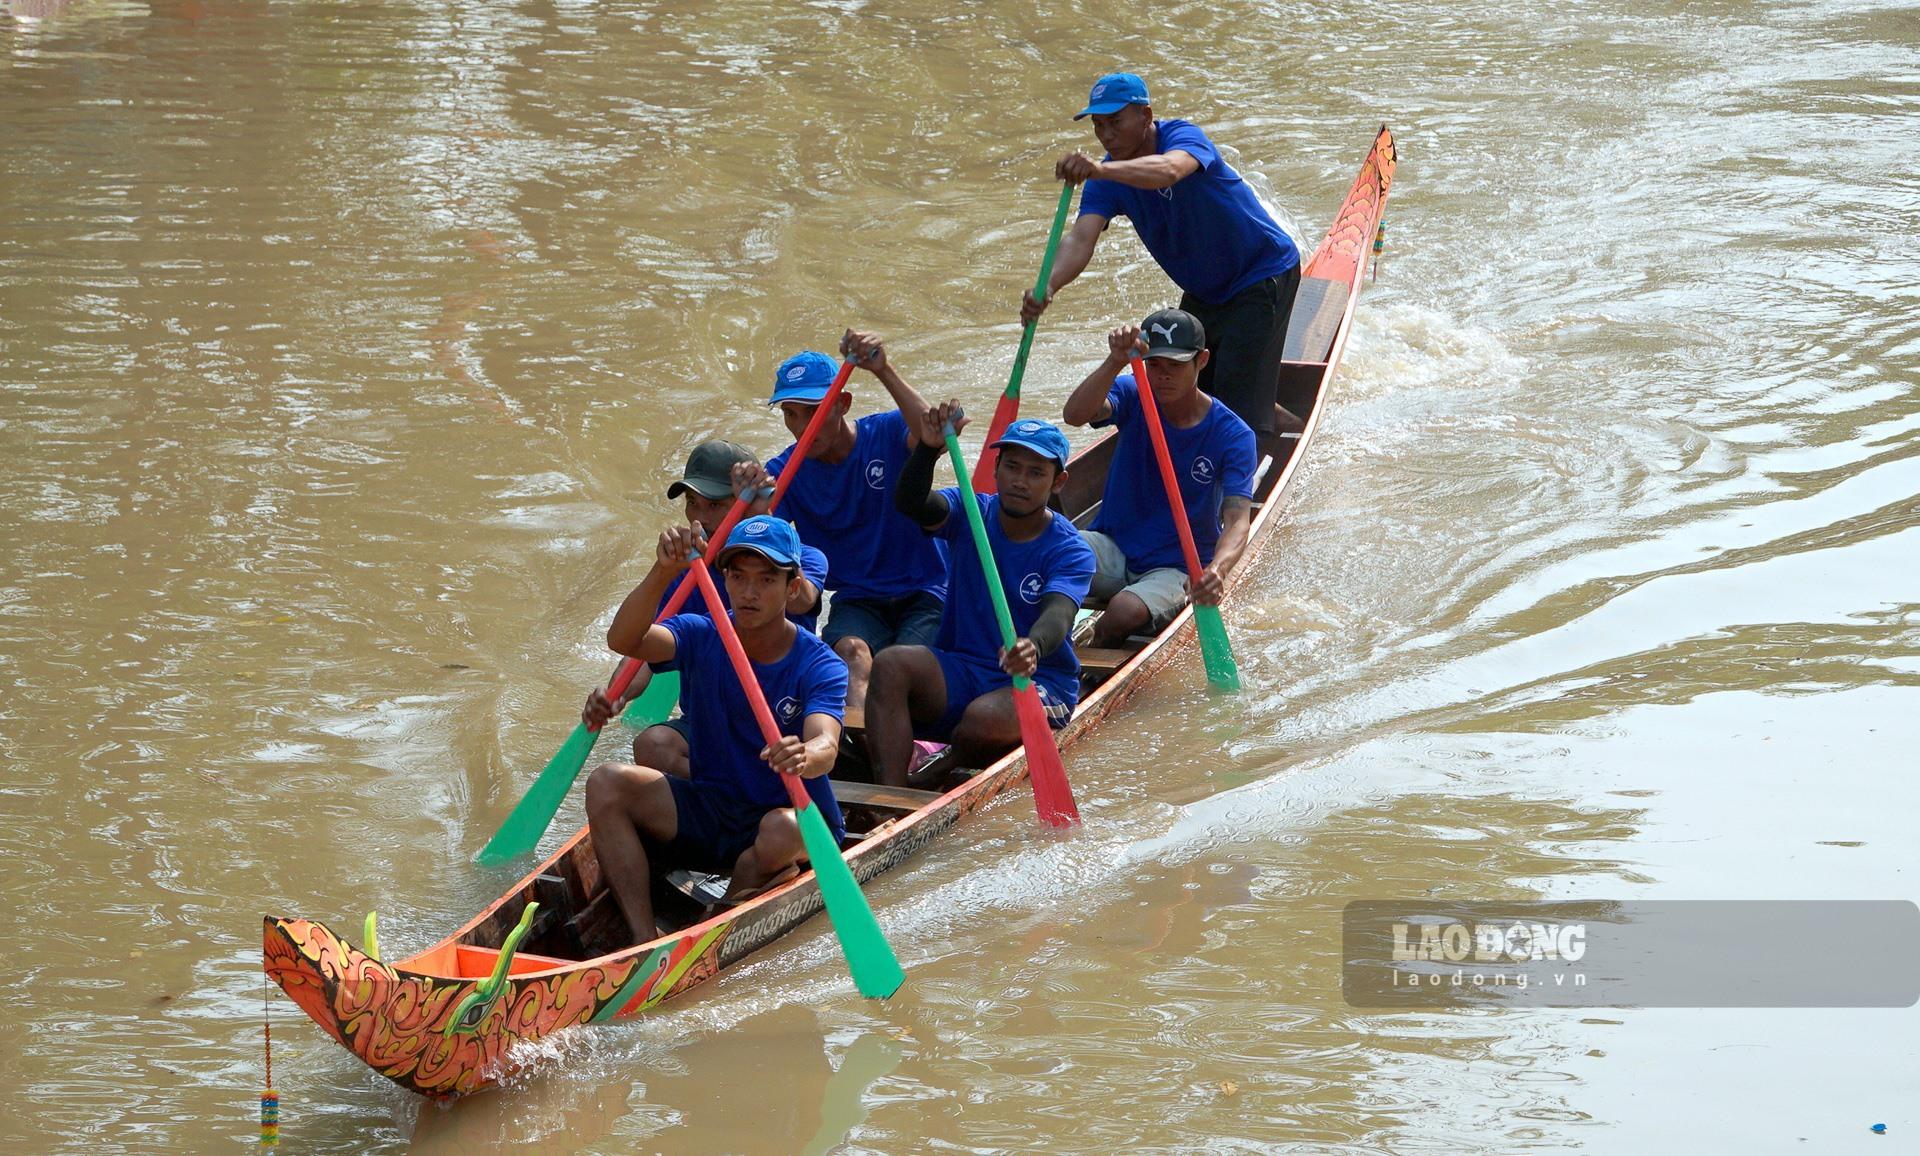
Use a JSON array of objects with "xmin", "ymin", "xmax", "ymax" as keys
[{"xmin": 972, "ymin": 182, "xmax": 1074, "ymax": 494}]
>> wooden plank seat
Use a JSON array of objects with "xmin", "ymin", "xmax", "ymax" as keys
[
  {"xmin": 1079, "ymin": 645, "xmax": 1147, "ymax": 679},
  {"xmin": 832, "ymin": 779, "xmax": 943, "ymax": 815}
]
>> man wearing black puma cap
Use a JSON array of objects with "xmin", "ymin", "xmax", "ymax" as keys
[{"xmin": 1063, "ymin": 307, "xmax": 1257, "ymax": 648}]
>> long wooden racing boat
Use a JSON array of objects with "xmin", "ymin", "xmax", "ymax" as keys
[{"xmin": 264, "ymin": 126, "xmax": 1395, "ymax": 1099}]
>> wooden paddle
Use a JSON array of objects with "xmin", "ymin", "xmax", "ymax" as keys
[
  {"xmin": 476, "ymin": 359, "xmax": 857, "ymax": 866},
  {"xmin": 1129, "ymin": 356, "xmax": 1241, "ymax": 691},
  {"xmin": 685, "ymin": 557, "xmax": 905, "ymax": 998},
  {"xmin": 971, "ymin": 182, "xmax": 1075, "ymax": 495},
  {"xmin": 942, "ymin": 418, "xmax": 1080, "ymax": 826}
]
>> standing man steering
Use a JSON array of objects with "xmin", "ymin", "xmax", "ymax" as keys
[{"xmin": 1022, "ymin": 72, "xmax": 1304, "ymax": 450}]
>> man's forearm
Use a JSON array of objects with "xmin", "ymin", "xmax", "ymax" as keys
[
  {"xmin": 1092, "ymin": 154, "xmax": 1186, "ymax": 190},
  {"xmin": 1045, "ymin": 224, "xmax": 1098, "ymax": 299},
  {"xmin": 873, "ymin": 362, "xmax": 931, "ymax": 432},
  {"xmin": 1208, "ymin": 501, "xmax": 1252, "ymax": 577},
  {"xmin": 608, "ymin": 563, "xmax": 674, "ymax": 654},
  {"xmin": 1063, "ymin": 355, "xmax": 1125, "ymax": 426},
  {"xmin": 895, "ymin": 442, "xmax": 948, "ymax": 528},
  {"xmin": 1027, "ymin": 593, "xmax": 1078, "ymax": 659}
]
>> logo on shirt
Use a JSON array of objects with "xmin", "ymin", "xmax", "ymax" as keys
[
  {"xmin": 775, "ymin": 695, "xmax": 801, "ymax": 723},
  {"xmin": 1190, "ymin": 456, "xmax": 1216, "ymax": 485},
  {"xmin": 864, "ymin": 459, "xmax": 886, "ymax": 489},
  {"xmin": 1019, "ymin": 573, "xmax": 1044, "ymax": 604}
]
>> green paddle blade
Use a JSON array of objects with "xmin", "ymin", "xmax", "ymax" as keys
[
  {"xmin": 1194, "ymin": 604, "xmax": 1241, "ymax": 692},
  {"xmin": 476, "ymin": 723, "xmax": 598, "ymax": 866},
  {"xmin": 620, "ymin": 669, "xmax": 679, "ymax": 726},
  {"xmin": 796, "ymin": 803, "xmax": 904, "ymax": 998}
]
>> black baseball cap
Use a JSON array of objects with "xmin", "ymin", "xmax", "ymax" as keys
[
  {"xmin": 666, "ymin": 439, "xmax": 756, "ymax": 501},
  {"xmin": 1141, "ymin": 307, "xmax": 1206, "ymax": 362}
]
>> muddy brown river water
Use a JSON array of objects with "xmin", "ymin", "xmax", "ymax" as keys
[{"xmin": 4, "ymin": 0, "xmax": 1918, "ymax": 1150}]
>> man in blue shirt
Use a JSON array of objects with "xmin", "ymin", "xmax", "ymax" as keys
[
  {"xmin": 1020, "ymin": 72, "xmax": 1304, "ymax": 448},
  {"xmin": 582, "ymin": 440, "xmax": 827, "ymax": 778},
  {"xmin": 866, "ymin": 408, "xmax": 1095, "ymax": 787},
  {"xmin": 736, "ymin": 333, "xmax": 948, "ymax": 709},
  {"xmin": 1063, "ymin": 308, "xmax": 1257, "ymax": 648},
  {"xmin": 583, "ymin": 516, "xmax": 849, "ymax": 942}
]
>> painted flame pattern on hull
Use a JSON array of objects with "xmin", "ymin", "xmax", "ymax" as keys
[{"xmin": 262, "ymin": 916, "xmax": 726, "ymax": 1097}]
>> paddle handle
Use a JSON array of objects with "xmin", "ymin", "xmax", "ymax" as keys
[
  {"xmin": 942, "ymin": 423, "xmax": 1032, "ymax": 691},
  {"xmin": 1129, "ymin": 357, "xmax": 1208, "ymax": 584},
  {"xmin": 686, "ymin": 557, "xmax": 813, "ymax": 813},
  {"xmin": 593, "ymin": 358, "xmax": 861, "ymax": 730},
  {"xmin": 1006, "ymin": 182, "xmax": 1075, "ymax": 402},
  {"xmin": 972, "ymin": 182, "xmax": 1074, "ymax": 492}
]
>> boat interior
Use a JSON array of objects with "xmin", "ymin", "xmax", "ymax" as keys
[{"xmin": 418, "ymin": 274, "xmax": 1351, "ymax": 977}]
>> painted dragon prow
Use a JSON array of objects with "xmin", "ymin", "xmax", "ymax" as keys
[{"xmin": 263, "ymin": 912, "xmax": 727, "ymax": 1098}]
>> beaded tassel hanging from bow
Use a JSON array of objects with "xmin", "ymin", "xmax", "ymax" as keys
[{"xmin": 261, "ymin": 976, "xmax": 279, "ymax": 1147}]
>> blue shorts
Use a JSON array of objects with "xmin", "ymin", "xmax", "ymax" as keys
[
  {"xmin": 651, "ymin": 775, "xmax": 844, "ymax": 876},
  {"xmin": 823, "ymin": 590, "xmax": 945, "ymax": 651},
  {"xmin": 921, "ymin": 648, "xmax": 1077, "ymax": 741}
]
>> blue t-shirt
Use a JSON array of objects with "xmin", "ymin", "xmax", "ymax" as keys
[
  {"xmin": 656, "ymin": 613, "xmax": 848, "ymax": 837},
  {"xmin": 1091, "ymin": 373, "xmax": 1257, "ymax": 573},
  {"xmin": 931, "ymin": 488, "xmax": 1095, "ymax": 686},
  {"xmin": 1078, "ymin": 119, "xmax": 1300, "ymax": 305},
  {"xmin": 767, "ymin": 410, "xmax": 949, "ymax": 603},
  {"xmin": 659, "ymin": 539, "xmax": 830, "ymax": 634}
]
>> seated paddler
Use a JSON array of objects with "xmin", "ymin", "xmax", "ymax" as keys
[
  {"xmin": 864, "ymin": 405, "xmax": 1095, "ymax": 787},
  {"xmin": 584, "ymin": 438, "xmax": 828, "ymax": 778},
  {"xmin": 583, "ymin": 515, "xmax": 850, "ymax": 942},
  {"xmin": 732, "ymin": 334, "xmax": 949, "ymax": 710},
  {"xmin": 1061, "ymin": 309, "xmax": 1255, "ymax": 649}
]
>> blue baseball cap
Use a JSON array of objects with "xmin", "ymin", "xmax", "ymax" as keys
[
  {"xmin": 992, "ymin": 418, "xmax": 1073, "ymax": 471},
  {"xmin": 717, "ymin": 515, "xmax": 803, "ymax": 569},
  {"xmin": 1074, "ymin": 72, "xmax": 1150, "ymax": 120},
  {"xmin": 768, "ymin": 350, "xmax": 839, "ymax": 405}
]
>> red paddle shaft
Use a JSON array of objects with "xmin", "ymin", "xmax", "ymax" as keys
[
  {"xmin": 686, "ymin": 557, "xmax": 813, "ymax": 812},
  {"xmin": 593, "ymin": 359, "xmax": 857, "ymax": 722},
  {"xmin": 1129, "ymin": 357, "xmax": 1207, "ymax": 584}
]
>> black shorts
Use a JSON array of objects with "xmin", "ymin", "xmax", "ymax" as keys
[{"xmin": 1180, "ymin": 265, "xmax": 1301, "ymax": 436}]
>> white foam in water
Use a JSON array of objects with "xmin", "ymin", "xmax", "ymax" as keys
[{"xmin": 1335, "ymin": 301, "xmax": 1527, "ymax": 402}]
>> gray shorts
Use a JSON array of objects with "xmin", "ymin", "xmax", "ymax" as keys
[{"xmin": 1083, "ymin": 531, "xmax": 1189, "ymax": 631}]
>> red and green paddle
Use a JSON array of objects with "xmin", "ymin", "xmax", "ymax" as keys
[
  {"xmin": 1129, "ymin": 356, "xmax": 1241, "ymax": 692},
  {"xmin": 942, "ymin": 419, "xmax": 1080, "ymax": 827},
  {"xmin": 685, "ymin": 557, "xmax": 905, "ymax": 998},
  {"xmin": 476, "ymin": 359, "xmax": 857, "ymax": 866},
  {"xmin": 972, "ymin": 182, "xmax": 1075, "ymax": 495}
]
